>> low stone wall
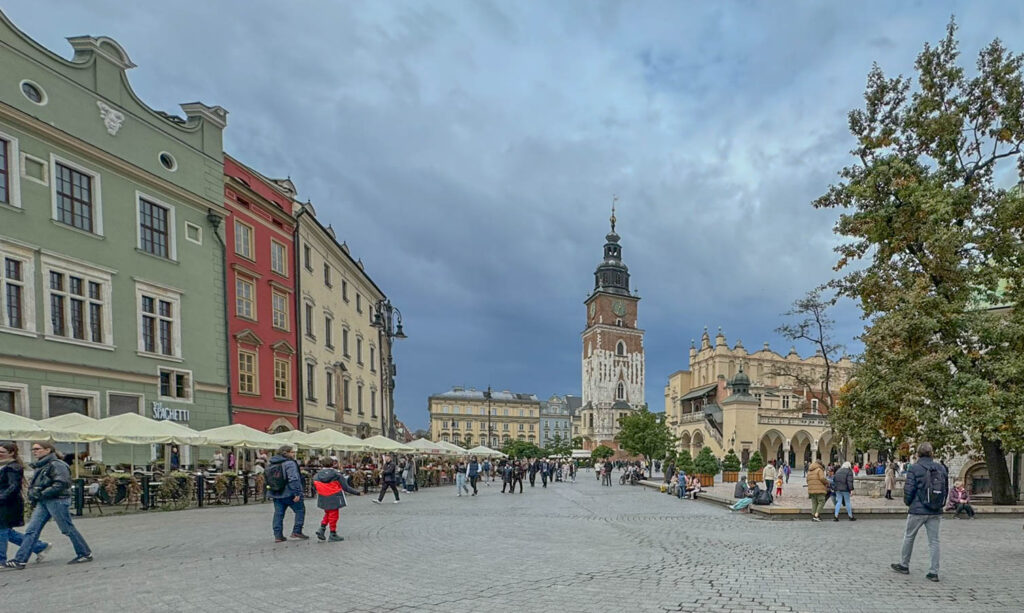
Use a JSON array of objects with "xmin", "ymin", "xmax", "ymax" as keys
[{"xmin": 853, "ymin": 474, "xmax": 904, "ymax": 498}]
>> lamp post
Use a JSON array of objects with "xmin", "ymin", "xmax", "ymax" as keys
[
  {"xmin": 372, "ymin": 298, "xmax": 406, "ymax": 439},
  {"xmin": 485, "ymin": 386, "xmax": 493, "ymax": 449}
]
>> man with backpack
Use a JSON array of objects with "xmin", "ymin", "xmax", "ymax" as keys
[
  {"xmin": 266, "ymin": 446, "xmax": 308, "ymax": 543},
  {"xmin": 891, "ymin": 442, "xmax": 948, "ymax": 582}
]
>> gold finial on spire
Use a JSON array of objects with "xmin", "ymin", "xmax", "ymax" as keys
[{"xmin": 610, "ymin": 195, "xmax": 618, "ymax": 232}]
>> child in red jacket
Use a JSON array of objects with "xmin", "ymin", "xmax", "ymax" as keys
[{"xmin": 313, "ymin": 458, "xmax": 361, "ymax": 542}]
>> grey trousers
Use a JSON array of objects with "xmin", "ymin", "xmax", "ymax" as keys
[{"xmin": 900, "ymin": 514, "xmax": 940, "ymax": 574}]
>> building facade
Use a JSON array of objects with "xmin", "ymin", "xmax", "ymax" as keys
[
  {"xmin": 665, "ymin": 327, "xmax": 854, "ymax": 466},
  {"xmin": 223, "ymin": 155, "xmax": 299, "ymax": 433},
  {"xmin": 294, "ymin": 203, "xmax": 389, "ymax": 437},
  {"xmin": 428, "ymin": 387, "xmax": 540, "ymax": 448},
  {"xmin": 0, "ymin": 13, "xmax": 229, "ymax": 456},
  {"xmin": 540, "ymin": 394, "xmax": 580, "ymax": 448},
  {"xmin": 578, "ymin": 209, "xmax": 645, "ymax": 450}
]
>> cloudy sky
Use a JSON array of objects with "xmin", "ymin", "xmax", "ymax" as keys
[{"xmin": 8, "ymin": 1, "xmax": 1023, "ymax": 430}]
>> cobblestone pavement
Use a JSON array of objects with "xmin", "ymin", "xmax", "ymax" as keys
[{"xmin": 2, "ymin": 469, "xmax": 1022, "ymax": 612}]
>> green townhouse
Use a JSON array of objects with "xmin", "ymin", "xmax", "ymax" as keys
[{"xmin": 0, "ymin": 12, "xmax": 230, "ymax": 462}]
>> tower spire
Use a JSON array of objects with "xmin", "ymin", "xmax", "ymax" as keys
[{"xmin": 610, "ymin": 195, "xmax": 617, "ymax": 233}]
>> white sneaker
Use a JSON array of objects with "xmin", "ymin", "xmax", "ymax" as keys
[
  {"xmin": 393, "ymin": 500, "xmax": 400, "ymax": 504},
  {"xmin": 371, "ymin": 499, "xmax": 381, "ymax": 505},
  {"xmin": 35, "ymin": 543, "xmax": 52, "ymax": 563}
]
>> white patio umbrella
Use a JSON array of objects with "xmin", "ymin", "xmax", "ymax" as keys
[
  {"xmin": 303, "ymin": 428, "xmax": 369, "ymax": 452},
  {"xmin": 467, "ymin": 445, "xmax": 506, "ymax": 459},
  {"xmin": 37, "ymin": 413, "xmax": 104, "ymax": 478},
  {"xmin": 361, "ymin": 435, "xmax": 414, "ymax": 453},
  {"xmin": 0, "ymin": 411, "xmax": 46, "ymax": 440},
  {"xmin": 200, "ymin": 424, "xmax": 281, "ymax": 449},
  {"xmin": 63, "ymin": 413, "xmax": 206, "ymax": 472},
  {"xmin": 405, "ymin": 438, "xmax": 445, "ymax": 455},
  {"xmin": 272, "ymin": 429, "xmax": 316, "ymax": 449},
  {"xmin": 432, "ymin": 440, "xmax": 469, "ymax": 456}
]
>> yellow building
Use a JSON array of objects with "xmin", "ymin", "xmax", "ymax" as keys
[
  {"xmin": 295, "ymin": 203, "xmax": 389, "ymax": 437},
  {"xmin": 428, "ymin": 387, "xmax": 540, "ymax": 448},
  {"xmin": 665, "ymin": 327, "xmax": 854, "ymax": 466}
]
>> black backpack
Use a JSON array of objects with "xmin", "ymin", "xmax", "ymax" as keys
[
  {"xmin": 265, "ymin": 462, "xmax": 288, "ymax": 494},
  {"xmin": 753, "ymin": 488, "xmax": 774, "ymax": 505},
  {"xmin": 918, "ymin": 463, "xmax": 947, "ymax": 512}
]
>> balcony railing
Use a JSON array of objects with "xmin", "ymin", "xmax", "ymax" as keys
[{"xmin": 757, "ymin": 414, "xmax": 829, "ymax": 427}]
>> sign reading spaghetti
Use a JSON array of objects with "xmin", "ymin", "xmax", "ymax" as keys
[{"xmin": 151, "ymin": 401, "xmax": 190, "ymax": 423}]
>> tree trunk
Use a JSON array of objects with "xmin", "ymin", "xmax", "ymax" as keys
[{"xmin": 981, "ymin": 437, "xmax": 1016, "ymax": 505}]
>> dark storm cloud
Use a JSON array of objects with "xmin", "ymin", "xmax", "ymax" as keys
[{"xmin": 8, "ymin": 0, "xmax": 1024, "ymax": 429}]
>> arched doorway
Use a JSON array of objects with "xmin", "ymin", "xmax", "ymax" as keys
[
  {"xmin": 268, "ymin": 418, "xmax": 294, "ymax": 434},
  {"xmin": 758, "ymin": 430, "xmax": 785, "ymax": 464},
  {"xmin": 678, "ymin": 431, "xmax": 691, "ymax": 456},
  {"xmin": 691, "ymin": 431, "xmax": 704, "ymax": 457}
]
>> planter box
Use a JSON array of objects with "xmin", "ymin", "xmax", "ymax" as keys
[
  {"xmin": 748, "ymin": 470, "xmax": 763, "ymax": 484},
  {"xmin": 697, "ymin": 474, "xmax": 715, "ymax": 487},
  {"xmin": 722, "ymin": 471, "xmax": 739, "ymax": 483}
]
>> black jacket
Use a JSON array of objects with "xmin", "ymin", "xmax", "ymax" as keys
[
  {"xmin": 904, "ymin": 457, "xmax": 948, "ymax": 515},
  {"xmin": 381, "ymin": 460, "xmax": 397, "ymax": 483},
  {"xmin": 832, "ymin": 467, "xmax": 855, "ymax": 492},
  {"xmin": 29, "ymin": 453, "xmax": 72, "ymax": 501},
  {"xmin": 0, "ymin": 462, "xmax": 26, "ymax": 529}
]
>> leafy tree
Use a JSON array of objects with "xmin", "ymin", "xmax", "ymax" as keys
[
  {"xmin": 773, "ymin": 289, "xmax": 845, "ymax": 413},
  {"xmin": 591, "ymin": 445, "xmax": 615, "ymax": 460},
  {"xmin": 693, "ymin": 446, "xmax": 720, "ymax": 476},
  {"xmin": 721, "ymin": 449, "xmax": 742, "ymax": 472},
  {"xmin": 502, "ymin": 440, "xmax": 545, "ymax": 459},
  {"xmin": 675, "ymin": 450, "xmax": 695, "ymax": 475},
  {"xmin": 615, "ymin": 408, "xmax": 676, "ymax": 478},
  {"xmin": 815, "ymin": 20, "xmax": 1024, "ymax": 503},
  {"xmin": 747, "ymin": 451, "xmax": 765, "ymax": 473},
  {"xmin": 546, "ymin": 434, "xmax": 571, "ymax": 458},
  {"xmin": 571, "ymin": 436, "xmax": 584, "ymax": 450}
]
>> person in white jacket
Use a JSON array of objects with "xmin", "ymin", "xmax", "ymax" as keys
[{"xmin": 762, "ymin": 461, "xmax": 777, "ymax": 492}]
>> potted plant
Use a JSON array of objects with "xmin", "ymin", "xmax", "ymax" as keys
[
  {"xmin": 214, "ymin": 470, "xmax": 238, "ymax": 501},
  {"xmin": 158, "ymin": 471, "xmax": 194, "ymax": 509},
  {"xmin": 721, "ymin": 449, "xmax": 741, "ymax": 482},
  {"xmin": 676, "ymin": 449, "xmax": 695, "ymax": 477},
  {"xmin": 693, "ymin": 446, "xmax": 719, "ymax": 487},
  {"xmin": 747, "ymin": 451, "xmax": 765, "ymax": 484},
  {"xmin": 100, "ymin": 473, "xmax": 139, "ymax": 505}
]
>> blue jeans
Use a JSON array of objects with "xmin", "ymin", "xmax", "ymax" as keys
[
  {"xmin": 0, "ymin": 528, "xmax": 50, "ymax": 563},
  {"xmin": 15, "ymin": 498, "xmax": 90, "ymax": 563},
  {"xmin": 272, "ymin": 497, "xmax": 306, "ymax": 538},
  {"xmin": 834, "ymin": 491, "xmax": 853, "ymax": 517}
]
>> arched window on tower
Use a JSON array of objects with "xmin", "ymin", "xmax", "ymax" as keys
[
  {"xmin": 616, "ymin": 340, "xmax": 626, "ymax": 356},
  {"xmin": 616, "ymin": 382, "xmax": 625, "ymax": 400}
]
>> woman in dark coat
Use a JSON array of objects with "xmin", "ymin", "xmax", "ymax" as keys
[{"xmin": 0, "ymin": 441, "xmax": 50, "ymax": 564}]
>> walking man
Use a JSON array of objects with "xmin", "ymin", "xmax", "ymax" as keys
[
  {"xmin": 540, "ymin": 459, "xmax": 550, "ymax": 488},
  {"xmin": 762, "ymin": 460, "xmax": 777, "ymax": 492},
  {"xmin": 512, "ymin": 461, "xmax": 525, "ymax": 493},
  {"xmin": 467, "ymin": 457, "xmax": 480, "ymax": 496},
  {"xmin": 267, "ymin": 445, "xmax": 307, "ymax": 542},
  {"xmin": 892, "ymin": 442, "xmax": 947, "ymax": 582},
  {"xmin": 482, "ymin": 459, "xmax": 491, "ymax": 485},
  {"xmin": 528, "ymin": 459, "xmax": 538, "ymax": 487},
  {"xmin": 832, "ymin": 461, "xmax": 856, "ymax": 521},
  {"xmin": 374, "ymin": 453, "xmax": 401, "ymax": 504},
  {"xmin": 4, "ymin": 441, "xmax": 87, "ymax": 569}
]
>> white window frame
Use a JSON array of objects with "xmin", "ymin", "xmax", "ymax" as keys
[
  {"xmin": 105, "ymin": 391, "xmax": 144, "ymax": 417},
  {"xmin": 234, "ymin": 219, "xmax": 254, "ymax": 260},
  {"xmin": 41, "ymin": 385, "xmax": 100, "ymax": 419},
  {"xmin": 235, "ymin": 274, "xmax": 256, "ymax": 320},
  {"xmin": 157, "ymin": 367, "xmax": 194, "ymax": 404},
  {"xmin": 325, "ymin": 368, "xmax": 336, "ymax": 407},
  {"xmin": 272, "ymin": 290, "xmax": 289, "ymax": 331},
  {"xmin": 184, "ymin": 221, "xmax": 203, "ymax": 245},
  {"xmin": 50, "ymin": 153, "xmax": 103, "ymax": 236},
  {"xmin": 0, "ymin": 238, "xmax": 37, "ymax": 337},
  {"xmin": 0, "ymin": 130, "xmax": 22, "ymax": 208},
  {"xmin": 357, "ymin": 382, "xmax": 364, "ymax": 415},
  {"xmin": 274, "ymin": 357, "xmax": 291, "ymax": 400},
  {"xmin": 135, "ymin": 279, "xmax": 183, "ymax": 360},
  {"xmin": 237, "ymin": 348, "xmax": 259, "ymax": 395},
  {"xmin": 270, "ymin": 239, "xmax": 287, "ymax": 276},
  {"xmin": 40, "ymin": 252, "xmax": 114, "ymax": 349},
  {"xmin": 135, "ymin": 190, "xmax": 177, "ymax": 261},
  {"xmin": 810, "ymin": 398, "xmax": 819, "ymax": 413},
  {"xmin": 0, "ymin": 381, "xmax": 30, "ymax": 417},
  {"xmin": 616, "ymin": 340, "xmax": 626, "ymax": 356},
  {"xmin": 305, "ymin": 360, "xmax": 316, "ymax": 401}
]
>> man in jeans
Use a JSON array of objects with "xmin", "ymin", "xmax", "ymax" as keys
[
  {"xmin": 4, "ymin": 441, "xmax": 92, "ymax": 569},
  {"xmin": 892, "ymin": 442, "xmax": 948, "ymax": 582},
  {"xmin": 268, "ymin": 446, "xmax": 307, "ymax": 542}
]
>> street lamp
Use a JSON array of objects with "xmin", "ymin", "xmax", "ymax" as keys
[
  {"xmin": 371, "ymin": 298, "xmax": 406, "ymax": 439},
  {"xmin": 484, "ymin": 386, "xmax": 493, "ymax": 449}
]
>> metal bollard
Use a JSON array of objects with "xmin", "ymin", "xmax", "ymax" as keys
[
  {"xmin": 141, "ymin": 475, "xmax": 150, "ymax": 509},
  {"xmin": 196, "ymin": 473, "xmax": 205, "ymax": 508},
  {"xmin": 242, "ymin": 471, "xmax": 249, "ymax": 505},
  {"xmin": 74, "ymin": 478, "xmax": 85, "ymax": 517}
]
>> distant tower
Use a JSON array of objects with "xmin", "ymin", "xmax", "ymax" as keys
[{"xmin": 580, "ymin": 200, "xmax": 645, "ymax": 449}]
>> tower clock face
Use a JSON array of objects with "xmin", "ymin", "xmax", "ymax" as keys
[{"xmin": 612, "ymin": 300, "xmax": 626, "ymax": 317}]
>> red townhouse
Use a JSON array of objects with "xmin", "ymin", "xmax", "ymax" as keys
[{"xmin": 223, "ymin": 155, "xmax": 300, "ymax": 432}]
